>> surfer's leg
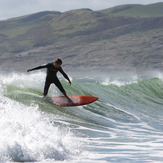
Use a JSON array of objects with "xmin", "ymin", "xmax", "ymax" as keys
[
  {"xmin": 43, "ymin": 81, "xmax": 51, "ymax": 97},
  {"xmin": 54, "ymin": 77, "xmax": 66, "ymax": 94},
  {"xmin": 54, "ymin": 78, "xmax": 73, "ymax": 103}
]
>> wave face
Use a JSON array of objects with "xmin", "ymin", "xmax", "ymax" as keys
[{"xmin": 0, "ymin": 71, "xmax": 163, "ymax": 162}]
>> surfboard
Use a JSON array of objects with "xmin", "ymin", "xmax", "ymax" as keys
[{"xmin": 45, "ymin": 96, "xmax": 98, "ymax": 107}]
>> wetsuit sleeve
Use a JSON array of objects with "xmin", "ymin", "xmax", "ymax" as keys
[
  {"xmin": 59, "ymin": 68, "xmax": 70, "ymax": 81},
  {"xmin": 30, "ymin": 64, "xmax": 48, "ymax": 71}
]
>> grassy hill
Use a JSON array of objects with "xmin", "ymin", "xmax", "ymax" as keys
[
  {"xmin": 0, "ymin": 3, "xmax": 162, "ymax": 73},
  {"xmin": 100, "ymin": 2, "xmax": 163, "ymax": 17}
]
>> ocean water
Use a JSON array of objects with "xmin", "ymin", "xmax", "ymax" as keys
[{"xmin": 0, "ymin": 71, "xmax": 163, "ymax": 163}]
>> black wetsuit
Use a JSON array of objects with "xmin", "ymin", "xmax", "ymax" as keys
[{"xmin": 31, "ymin": 62, "xmax": 70, "ymax": 96}]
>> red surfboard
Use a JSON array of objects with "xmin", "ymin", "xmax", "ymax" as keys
[{"xmin": 45, "ymin": 96, "xmax": 98, "ymax": 107}]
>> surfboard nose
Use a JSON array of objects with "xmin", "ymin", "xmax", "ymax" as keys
[{"xmin": 80, "ymin": 96, "xmax": 98, "ymax": 104}]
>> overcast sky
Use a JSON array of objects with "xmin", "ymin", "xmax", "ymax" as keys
[{"xmin": 0, "ymin": 0, "xmax": 162, "ymax": 20}]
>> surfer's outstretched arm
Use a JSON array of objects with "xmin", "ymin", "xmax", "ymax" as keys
[{"xmin": 27, "ymin": 64, "xmax": 47, "ymax": 72}]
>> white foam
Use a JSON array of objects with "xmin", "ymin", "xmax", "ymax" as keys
[
  {"xmin": 101, "ymin": 77, "xmax": 138, "ymax": 86},
  {"xmin": 1, "ymin": 71, "xmax": 45, "ymax": 90},
  {"xmin": 0, "ymin": 95, "xmax": 81, "ymax": 162}
]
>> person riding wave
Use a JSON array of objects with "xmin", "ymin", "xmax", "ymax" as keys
[{"xmin": 27, "ymin": 59, "xmax": 72, "ymax": 101}]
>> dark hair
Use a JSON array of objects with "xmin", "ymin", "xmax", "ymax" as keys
[{"xmin": 55, "ymin": 58, "xmax": 62, "ymax": 64}]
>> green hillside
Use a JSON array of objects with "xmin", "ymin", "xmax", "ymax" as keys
[
  {"xmin": 100, "ymin": 2, "xmax": 163, "ymax": 17},
  {"xmin": 0, "ymin": 3, "xmax": 163, "ymax": 53}
]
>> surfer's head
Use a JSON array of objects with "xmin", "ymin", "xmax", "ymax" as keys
[{"xmin": 54, "ymin": 58, "xmax": 62, "ymax": 68}]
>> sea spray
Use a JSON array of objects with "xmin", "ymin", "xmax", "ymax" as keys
[{"xmin": 0, "ymin": 95, "xmax": 82, "ymax": 162}]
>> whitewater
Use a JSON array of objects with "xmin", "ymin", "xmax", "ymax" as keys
[{"xmin": 0, "ymin": 71, "xmax": 163, "ymax": 163}]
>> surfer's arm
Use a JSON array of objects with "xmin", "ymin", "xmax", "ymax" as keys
[
  {"xmin": 27, "ymin": 64, "xmax": 48, "ymax": 72},
  {"xmin": 59, "ymin": 68, "xmax": 71, "ymax": 85}
]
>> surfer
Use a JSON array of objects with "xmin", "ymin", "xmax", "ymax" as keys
[{"xmin": 27, "ymin": 59, "xmax": 72, "ymax": 100}]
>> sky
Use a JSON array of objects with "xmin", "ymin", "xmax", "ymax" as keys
[{"xmin": 0, "ymin": 0, "xmax": 162, "ymax": 20}]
